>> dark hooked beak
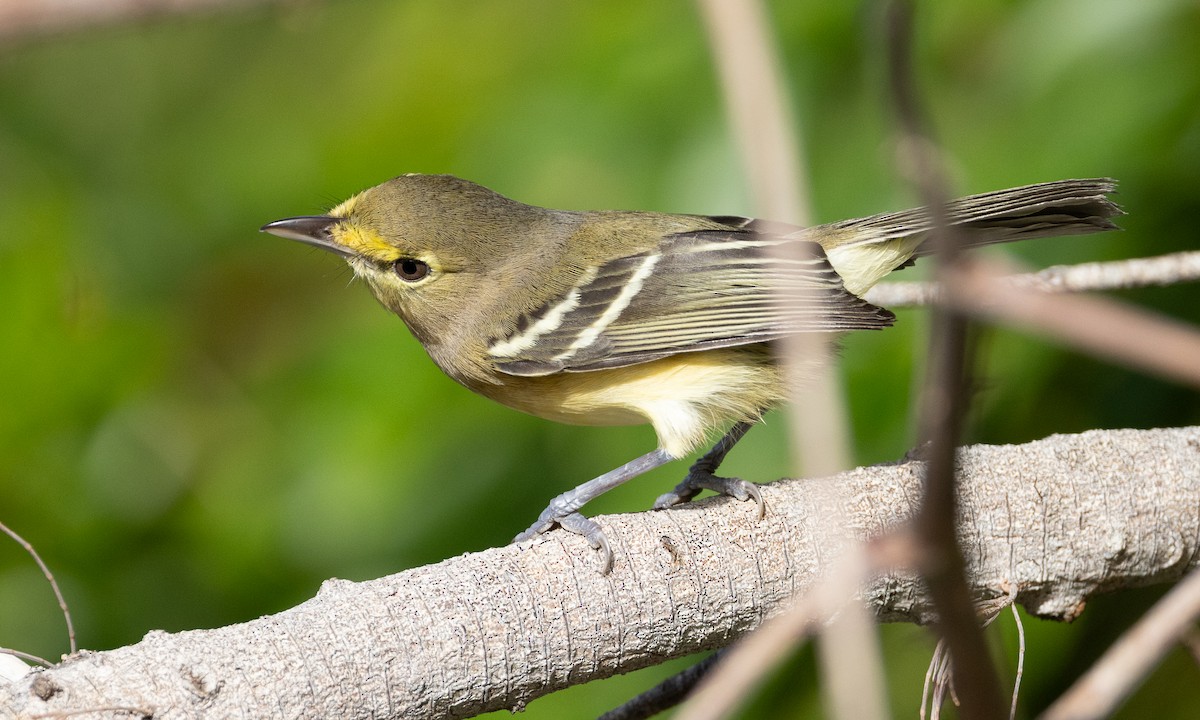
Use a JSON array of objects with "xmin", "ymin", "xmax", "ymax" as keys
[{"xmin": 260, "ymin": 216, "xmax": 354, "ymax": 259}]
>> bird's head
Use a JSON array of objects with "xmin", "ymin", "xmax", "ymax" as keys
[{"xmin": 262, "ymin": 174, "xmax": 553, "ymax": 346}]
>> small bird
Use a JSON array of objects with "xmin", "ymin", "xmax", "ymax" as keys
[{"xmin": 263, "ymin": 175, "xmax": 1120, "ymax": 572}]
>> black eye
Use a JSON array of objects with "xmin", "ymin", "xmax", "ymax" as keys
[{"xmin": 393, "ymin": 258, "xmax": 430, "ymax": 282}]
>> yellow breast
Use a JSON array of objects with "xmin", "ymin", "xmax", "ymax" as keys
[{"xmin": 476, "ymin": 346, "xmax": 786, "ymax": 458}]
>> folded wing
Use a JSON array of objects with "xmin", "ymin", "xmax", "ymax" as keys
[{"xmin": 488, "ymin": 230, "xmax": 894, "ymax": 376}]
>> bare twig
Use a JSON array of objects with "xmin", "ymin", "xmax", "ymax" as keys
[
  {"xmin": 865, "ymin": 251, "xmax": 1200, "ymax": 308},
  {"xmin": 0, "ymin": 520, "xmax": 75, "ymax": 655},
  {"xmin": 886, "ymin": 2, "xmax": 1005, "ymax": 719},
  {"xmin": 695, "ymin": 0, "xmax": 811, "ymax": 224},
  {"xmin": 921, "ymin": 586, "xmax": 1028, "ymax": 720},
  {"xmin": 1009, "ymin": 601, "xmax": 1026, "ymax": 720},
  {"xmin": 921, "ymin": 638, "xmax": 954, "ymax": 720},
  {"xmin": 864, "ymin": 249, "xmax": 1200, "ymax": 398},
  {"xmin": 0, "ymin": 647, "xmax": 51, "ymax": 669},
  {"xmin": 1041, "ymin": 565, "xmax": 1200, "ymax": 720}
]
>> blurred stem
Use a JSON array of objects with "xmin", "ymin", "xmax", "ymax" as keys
[
  {"xmin": 1042, "ymin": 566, "xmax": 1200, "ymax": 719},
  {"xmin": 697, "ymin": 2, "xmax": 886, "ymax": 720},
  {"xmin": 885, "ymin": 2, "xmax": 1004, "ymax": 719},
  {"xmin": 696, "ymin": 0, "xmax": 853, "ymax": 478}
]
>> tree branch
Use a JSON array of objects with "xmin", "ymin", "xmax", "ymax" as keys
[{"xmin": 4, "ymin": 426, "xmax": 1198, "ymax": 719}]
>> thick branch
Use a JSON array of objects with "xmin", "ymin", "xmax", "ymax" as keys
[{"xmin": 4, "ymin": 427, "xmax": 1199, "ymax": 719}]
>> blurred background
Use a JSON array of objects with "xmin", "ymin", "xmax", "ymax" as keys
[{"xmin": 1, "ymin": 0, "xmax": 1198, "ymax": 717}]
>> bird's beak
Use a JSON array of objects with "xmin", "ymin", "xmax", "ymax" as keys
[{"xmin": 260, "ymin": 216, "xmax": 354, "ymax": 259}]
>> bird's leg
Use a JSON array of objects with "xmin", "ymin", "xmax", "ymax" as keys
[
  {"xmin": 513, "ymin": 447, "xmax": 674, "ymax": 574},
  {"xmin": 652, "ymin": 420, "xmax": 765, "ymax": 517}
]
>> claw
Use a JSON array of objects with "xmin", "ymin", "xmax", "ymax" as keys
[
  {"xmin": 654, "ymin": 469, "xmax": 766, "ymax": 518},
  {"xmin": 512, "ymin": 512, "xmax": 615, "ymax": 574},
  {"xmin": 559, "ymin": 512, "xmax": 614, "ymax": 574},
  {"xmin": 745, "ymin": 481, "xmax": 766, "ymax": 519}
]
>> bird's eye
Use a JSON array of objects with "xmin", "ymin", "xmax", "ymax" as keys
[{"xmin": 393, "ymin": 258, "xmax": 430, "ymax": 282}]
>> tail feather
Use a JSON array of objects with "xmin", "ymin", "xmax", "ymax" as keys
[
  {"xmin": 829, "ymin": 178, "xmax": 1120, "ymax": 246},
  {"xmin": 820, "ymin": 178, "xmax": 1122, "ymax": 295}
]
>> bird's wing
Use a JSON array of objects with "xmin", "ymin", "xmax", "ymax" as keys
[{"xmin": 487, "ymin": 229, "xmax": 894, "ymax": 377}]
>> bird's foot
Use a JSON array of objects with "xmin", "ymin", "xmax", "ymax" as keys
[
  {"xmin": 653, "ymin": 465, "xmax": 766, "ymax": 519},
  {"xmin": 510, "ymin": 448, "xmax": 674, "ymax": 575},
  {"xmin": 514, "ymin": 508, "xmax": 614, "ymax": 575}
]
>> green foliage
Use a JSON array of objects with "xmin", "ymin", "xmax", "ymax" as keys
[{"xmin": 0, "ymin": 0, "xmax": 1197, "ymax": 716}]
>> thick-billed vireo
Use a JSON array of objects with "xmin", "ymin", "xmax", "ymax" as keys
[{"xmin": 263, "ymin": 175, "xmax": 1120, "ymax": 572}]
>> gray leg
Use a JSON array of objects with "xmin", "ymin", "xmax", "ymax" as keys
[
  {"xmin": 514, "ymin": 448, "xmax": 674, "ymax": 574},
  {"xmin": 652, "ymin": 421, "xmax": 765, "ymax": 517}
]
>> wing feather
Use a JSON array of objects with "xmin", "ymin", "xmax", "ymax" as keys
[{"xmin": 489, "ymin": 229, "xmax": 894, "ymax": 377}]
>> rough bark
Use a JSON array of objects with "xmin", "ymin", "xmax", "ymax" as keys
[{"xmin": 3, "ymin": 426, "xmax": 1198, "ymax": 719}]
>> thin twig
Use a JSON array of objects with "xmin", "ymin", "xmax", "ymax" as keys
[
  {"xmin": 922, "ymin": 588, "xmax": 1028, "ymax": 720},
  {"xmin": 1041, "ymin": 565, "xmax": 1200, "ymax": 719},
  {"xmin": 695, "ymin": 0, "xmax": 811, "ymax": 224},
  {"xmin": 1010, "ymin": 601, "xmax": 1025, "ymax": 720},
  {"xmin": 696, "ymin": 0, "xmax": 853, "ymax": 477},
  {"xmin": 886, "ymin": 2, "xmax": 1005, "ymax": 719},
  {"xmin": 866, "ymin": 250, "xmax": 1200, "ymax": 391},
  {"xmin": 0, "ymin": 647, "xmax": 52, "ymax": 669},
  {"xmin": 865, "ymin": 251, "xmax": 1200, "ymax": 308},
  {"xmin": 921, "ymin": 638, "xmax": 954, "ymax": 720},
  {"xmin": 0, "ymin": 520, "xmax": 76, "ymax": 655}
]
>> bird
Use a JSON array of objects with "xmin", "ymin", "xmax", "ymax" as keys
[{"xmin": 262, "ymin": 174, "xmax": 1121, "ymax": 572}]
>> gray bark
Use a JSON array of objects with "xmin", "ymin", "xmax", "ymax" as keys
[{"xmin": 3, "ymin": 426, "xmax": 1198, "ymax": 719}]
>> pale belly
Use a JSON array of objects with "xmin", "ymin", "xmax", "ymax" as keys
[{"xmin": 478, "ymin": 347, "xmax": 785, "ymax": 458}]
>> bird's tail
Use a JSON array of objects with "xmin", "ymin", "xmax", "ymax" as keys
[{"xmin": 819, "ymin": 178, "xmax": 1122, "ymax": 295}]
